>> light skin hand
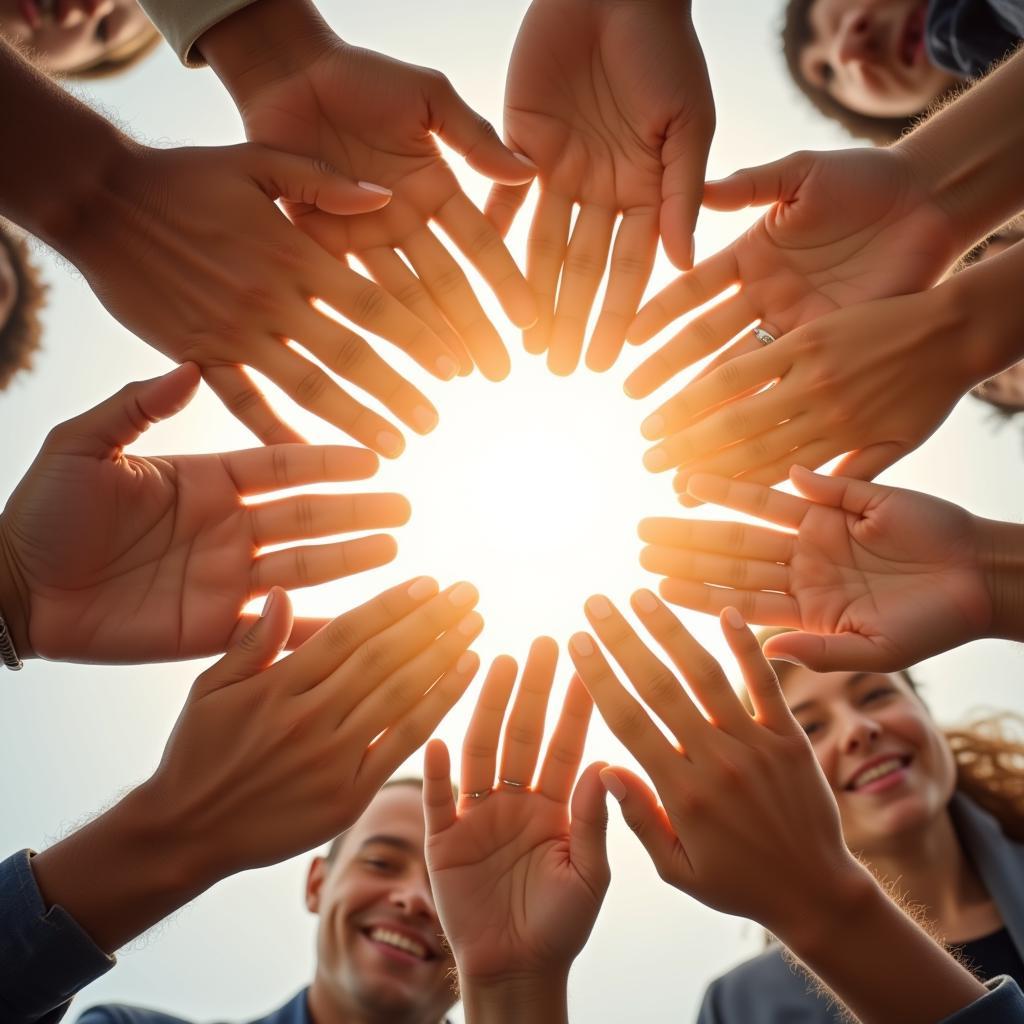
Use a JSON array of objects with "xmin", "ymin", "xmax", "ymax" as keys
[
  {"xmin": 638, "ymin": 466, "xmax": 1019, "ymax": 672},
  {"xmin": 0, "ymin": 364, "xmax": 411, "ymax": 664},
  {"xmin": 29, "ymin": 579, "xmax": 483, "ymax": 955},
  {"xmin": 486, "ymin": 0, "xmax": 713, "ymax": 375},
  {"xmin": 199, "ymin": 0, "xmax": 538, "ymax": 383},
  {"xmin": 567, "ymin": 595, "xmax": 988, "ymax": 1024},
  {"xmin": 423, "ymin": 638, "xmax": 610, "ymax": 1023}
]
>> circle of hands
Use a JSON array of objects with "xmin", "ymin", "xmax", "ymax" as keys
[{"xmin": 0, "ymin": 0, "xmax": 1007, "ymax": 998}]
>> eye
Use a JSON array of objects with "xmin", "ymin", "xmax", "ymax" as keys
[
  {"xmin": 95, "ymin": 15, "xmax": 113, "ymax": 43},
  {"xmin": 363, "ymin": 857, "xmax": 397, "ymax": 873},
  {"xmin": 861, "ymin": 686, "xmax": 892, "ymax": 705},
  {"xmin": 799, "ymin": 720, "xmax": 823, "ymax": 738}
]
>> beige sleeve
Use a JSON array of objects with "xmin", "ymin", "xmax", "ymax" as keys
[{"xmin": 138, "ymin": 0, "xmax": 261, "ymax": 67}]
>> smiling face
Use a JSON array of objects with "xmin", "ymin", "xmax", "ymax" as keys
[
  {"xmin": 781, "ymin": 667, "xmax": 957, "ymax": 856},
  {"xmin": 0, "ymin": 0, "xmax": 154, "ymax": 75},
  {"xmin": 305, "ymin": 785, "xmax": 456, "ymax": 1024},
  {"xmin": 798, "ymin": 0, "xmax": 959, "ymax": 117}
]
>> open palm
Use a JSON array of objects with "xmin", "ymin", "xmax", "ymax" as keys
[{"xmin": 0, "ymin": 366, "xmax": 407, "ymax": 663}]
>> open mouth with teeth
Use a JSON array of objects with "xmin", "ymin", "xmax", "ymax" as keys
[
  {"xmin": 846, "ymin": 754, "xmax": 913, "ymax": 793},
  {"xmin": 897, "ymin": 6, "xmax": 926, "ymax": 68},
  {"xmin": 362, "ymin": 926, "xmax": 435, "ymax": 964}
]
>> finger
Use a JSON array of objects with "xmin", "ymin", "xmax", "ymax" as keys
[
  {"xmin": 657, "ymin": 578, "xmax": 799, "ymax": 627},
  {"xmin": 632, "ymin": 589, "xmax": 754, "ymax": 738},
  {"xmin": 600, "ymin": 767, "xmax": 691, "ymax": 883},
  {"xmin": 260, "ymin": 344, "xmax": 405, "ymax": 458},
  {"xmin": 763, "ymin": 630, "xmax": 897, "ymax": 674},
  {"xmin": 460, "ymin": 655, "xmax": 518, "ymax": 799},
  {"xmin": 249, "ymin": 492, "xmax": 411, "ymax": 547},
  {"xmin": 568, "ymin": 761, "xmax": 611, "ymax": 896},
  {"xmin": 362, "ymin": 653, "xmax": 480, "ymax": 787},
  {"xmin": 640, "ymin": 545, "xmax": 790, "ymax": 594},
  {"xmin": 537, "ymin": 674, "xmax": 594, "ymax": 804},
  {"xmin": 714, "ymin": 440, "xmax": 838, "ymax": 498},
  {"xmin": 436, "ymin": 191, "xmax": 538, "ymax": 328},
  {"xmin": 485, "ymin": 180, "xmax": 533, "ymax": 238},
  {"xmin": 219, "ymin": 444, "xmax": 378, "ymax": 494},
  {"xmin": 229, "ymin": 613, "xmax": 334, "ymax": 650},
  {"xmin": 202, "ymin": 365, "xmax": 307, "ymax": 447},
  {"xmin": 688, "ymin": 332, "xmax": 763, "ymax": 386},
  {"xmin": 47, "ymin": 363, "xmax": 201, "ymax": 459},
  {"xmin": 627, "ymin": 249, "xmax": 737, "ymax": 346},
  {"xmin": 548, "ymin": 205, "xmax": 616, "ymax": 376},
  {"xmin": 524, "ymin": 191, "xmax": 573, "ymax": 355},
  {"xmin": 586, "ymin": 208, "xmax": 659, "ymax": 373},
  {"xmin": 198, "ymin": 588, "xmax": 293, "ymax": 693},
  {"xmin": 625, "ymin": 295, "xmax": 759, "ymax": 401},
  {"xmin": 357, "ymin": 246, "xmax": 470, "ymax": 377},
  {"xmin": 660, "ymin": 112, "xmax": 715, "ymax": 270},
  {"xmin": 252, "ymin": 534, "xmax": 398, "ymax": 593},
  {"xmin": 498, "ymin": 636, "xmax": 559, "ymax": 790},
  {"xmin": 567, "ymin": 632, "xmax": 678, "ymax": 784},
  {"xmin": 638, "ymin": 516, "xmax": 796, "ymax": 564},
  {"xmin": 788, "ymin": 465, "xmax": 885, "ymax": 516},
  {"xmin": 685, "ymin": 474, "xmax": 810, "ymax": 529},
  {"xmin": 422, "ymin": 738, "xmax": 458, "ymax": 835},
  {"xmin": 701, "ymin": 152, "xmax": 812, "ymax": 212},
  {"xmin": 719, "ymin": 607, "xmax": 794, "ymax": 734},
  {"xmin": 583, "ymin": 595, "xmax": 703, "ymax": 748},
  {"xmin": 345, "ymin": 613, "xmax": 484, "ymax": 742},
  {"xmin": 832, "ymin": 442, "xmax": 906, "ymax": 482},
  {"xmin": 401, "ymin": 227, "xmax": 511, "ymax": 381},
  {"xmin": 429, "ymin": 79, "xmax": 537, "ymax": 185}
]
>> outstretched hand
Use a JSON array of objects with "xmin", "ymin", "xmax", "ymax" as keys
[
  {"xmin": 0, "ymin": 365, "xmax": 410, "ymax": 663},
  {"xmin": 487, "ymin": 0, "xmax": 714, "ymax": 375}
]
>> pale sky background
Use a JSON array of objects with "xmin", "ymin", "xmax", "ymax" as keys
[{"xmin": 1, "ymin": 1, "xmax": 1023, "ymax": 1021}]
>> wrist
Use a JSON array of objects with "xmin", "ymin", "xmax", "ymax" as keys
[
  {"xmin": 0, "ymin": 514, "xmax": 34, "ymax": 661},
  {"xmin": 974, "ymin": 516, "xmax": 1024, "ymax": 644},
  {"xmin": 461, "ymin": 970, "xmax": 570, "ymax": 1024}
]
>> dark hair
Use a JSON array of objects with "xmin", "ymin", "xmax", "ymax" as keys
[
  {"xmin": 324, "ymin": 777, "xmax": 435, "ymax": 863},
  {"xmin": 0, "ymin": 223, "xmax": 47, "ymax": 390}
]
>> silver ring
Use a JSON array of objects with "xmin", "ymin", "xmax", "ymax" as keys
[
  {"xmin": 498, "ymin": 778, "xmax": 528, "ymax": 789},
  {"xmin": 752, "ymin": 326, "xmax": 776, "ymax": 346},
  {"xmin": 463, "ymin": 788, "xmax": 491, "ymax": 800}
]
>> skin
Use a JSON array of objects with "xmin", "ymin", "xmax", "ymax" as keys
[
  {"xmin": 0, "ymin": 230, "xmax": 15, "ymax": 331},
  {"xmin": 0, "ymin": 0, "xmax": 153, "ymax": 74},
  {"xmin": 976, "ymin": 359, "xmax": 1024, "ymax": 411},
  {"xmin": 798, "ymin": 0, "xmax": 958, "ymax": 117},
  {"xmin": 305, "ymin": 786, "xmax": 457, "ymax": 1024}
]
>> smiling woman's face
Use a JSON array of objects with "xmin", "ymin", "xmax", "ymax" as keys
[
  {"xmin": 0, "ymin": 0, "xmax": 153, "ymax": 75},
  {"xmin": 781, "ymin": 667, "xmax": 957, "ymax": 855},
  {"xmin": 799, "ymin": 0, "xmax": 960, "ymax": 117}
]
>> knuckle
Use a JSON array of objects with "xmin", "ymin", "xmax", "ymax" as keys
[
  {"xmin": 564, "ymin": 250, "xmax": 606, "ymax": 277},
  {"xmin": 328, "ymin": 334, "xmax": 368, "ymax": 377},
  {"xmin": 644, "ymin": 668, "xmax": 681, "ymax": 705},
  {"xmin": 352, "ymin": 285, "xmax": 390, "ymax": 323},
  {"xmin": 294, "ymin": 368, "xmax": 331, "ymax": 407}
]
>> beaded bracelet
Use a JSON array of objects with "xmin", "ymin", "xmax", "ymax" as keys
[{"xmin": 0, "ymin": 613, "xmax": 23, "ymax": 671}]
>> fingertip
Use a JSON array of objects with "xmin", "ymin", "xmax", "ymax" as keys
[
  {"xmin": 720, "ymin": 606, "xmax": 746, "ymax": 632},
  {"xmin": 599, "ymin": 768, "xmax": 627, "ymax": 802}
]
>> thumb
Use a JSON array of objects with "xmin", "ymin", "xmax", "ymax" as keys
[
  {"xmin": 600, "ymin": 767, "xmax": 688, "ymax": 886},
  {"xmin": 702, "ymin": 151, "xmax": 813, "ymax": 212},
  {"xmin": 45, "ymin": 362, "xmax": 200, "ymax": 458},
  {"xmin": 660, "ymin": 115, "xmax": 714, "ymax": 270},
  {"xmin": 569, "ymin": 762, "xmax": 611, "ymax": 894},
  {"xmin": 763, "ymin": 629, "xmax": 895, "ymax": 675},
  {"xmin": 198, "ymin": 588, "xmax": 294, "ymax": 694},
  {"xmin": 428, "ymin": 77, "xmax": 537, "ymax": 185},
  {"xmin": 789, "ymin": 465, "xmax": 886, "ymax": 517},
  {"xmin": 251, "ymin": 146, "xmax": 393, "ymax": 215}
]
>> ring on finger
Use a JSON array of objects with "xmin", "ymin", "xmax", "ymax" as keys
[{"xmin": 752, "ymin": 326, "xmax": 777, "ymax": 346}]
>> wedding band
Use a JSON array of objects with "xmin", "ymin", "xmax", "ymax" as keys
[
  {"xmin": 499, "ymin": 778, "xmax": 528, "ymax": 789},
  {"xmin": 752, "ymin": 326, "xmax": 777, "ymax": 346},
  {"xmin": 464, "ymin": 788, "xmax": 491, "ymax": 800}
]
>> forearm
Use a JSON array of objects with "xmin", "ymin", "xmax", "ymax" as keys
[
  {"xmin": 460, "ymin": 972, "xmax": 570, "ymax": 1024},
  {"xmin": 897, "ymin": 47, "xmax": 1024, "ymax": 255},
  {"xmin": 974, "ymin": 517, "xmax": 1024, "ymax": 645}
]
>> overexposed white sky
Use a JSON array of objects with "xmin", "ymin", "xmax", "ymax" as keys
[{"xmin": 1, "ymin": 1, "xmax": 1023, "ymax": 1021}]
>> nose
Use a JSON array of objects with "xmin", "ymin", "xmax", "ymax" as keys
[
  {"xmin": 388, "ymin": 873, "xmax": 436, "ymax": 921},
  {"xmin": 835, "ymin": 10, "xmax": 878, "ymax": 67},
  {"xmin": 839, "ymin": 709, "xmax": 881, "ymax": 755}
]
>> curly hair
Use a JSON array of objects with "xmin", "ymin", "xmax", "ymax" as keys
[{"xmin": 0, "ymin": 223, "xmax": 47, "ymax": 390}]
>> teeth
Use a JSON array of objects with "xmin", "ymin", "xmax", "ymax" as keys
[
  {"xmin": 852, "ymin": 758, "xmax": 905, "ymax": 789},
  {"xmin": 369, "ymin": 927, "xmax": 428, "ymax": 960}
]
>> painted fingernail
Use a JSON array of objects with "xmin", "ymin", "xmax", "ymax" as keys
[
  {"xmin": 641, "ymin": 414, "xmax": 664, "ymax": 439},
  {"xmin": 570, "ymin": 633, "xmax": 595, "ymax": 657},
  {"xmin": 436, "ymin": 355, "xmax": 458, "ymax": 380},
  {"xmin": 358, "ymin": 180, "xmax": 392, "ymax": 195},
  {"xmin": 644, "ymin": 448, "xmax": 669, "ymax": 472},
  {"xmin": 632, "ymin": 589, "xmax": 658, "ymax": 614},
  {"xmin": 723, "ymin": 606, "xmax": 745, "ymax": 630},
  {"xmin": 457, "ymin": 611, "xmax": 483, "ymax": 637},
  {"xmin": 456, "ymin": 651, "xmax": 477, "ymax": 673},
  {"xmin": 600, "ymin": 770, "xmax": 626, "ymax": 802},
  {"xmin": 408, "ymin": 576, "xmax": 438, "ymax": 601},
  {"xmin": 260, "ymin": 588, "xmax": 277, "ymax": 618},
  {"xmin": 449, "ymin": 582, "xmax": 478, "ymax": 607},
  {"xmin": 586, "ymin": 595, "xmax": 613, "ymax": 620},
  {"xmin": 376, "ymin": 431, "xmax": 404, "ymax": 459},
  {"xmin": 411, "ymin": 405, "xmax": 438, "ymax": 434}
]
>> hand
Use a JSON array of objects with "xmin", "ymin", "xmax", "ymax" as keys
[
  {"xmin": 625, "ymin": 146, "xmax": 959, "ymax": 399},
  {"xmin": 423, "ymin": 637, "xmax": 609, "ymax": 1013},
  {"xmin": 566, "ymin": 592, "xmax": 856, "ymax": 939},
  {"xmin": 486, "ymin": 0, "xmax": 714, "ymax": 374},
  {"xmin": 0, "ymin": 364, "xmax": 410, "ymax": 663},
  {"xmin": 201, "ymin": 0, "xmax": 538, "ymax": 382},
  {"xmin": 639, "ymin": 467, "xmax": 996, "ymax": 672},
  {"xmin": 66, "ymin": 140, "xmax": 456, "ymax": 452},
  {"xmin": 30, "ymin": 577, "xmax": 483, "ymax": 954},
  {"xmin": 636, "ymin": 284, "xmax": 973, "ymax": 495}
]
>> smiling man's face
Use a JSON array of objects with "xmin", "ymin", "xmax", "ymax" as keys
[{"xmin": 305, "ymin": 784, "xmax": 456, "ymax": 1024}]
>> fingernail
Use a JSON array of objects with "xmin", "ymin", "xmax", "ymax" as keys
[
  {"xmin": 586, "ymin": 595, "xmax": 613, "ymax": 620},
  {"xmin": 411, "ymin": 405, "xmax": 438, "ymax": 434},
  {"xmin": 632, "ymin": 589, "xmax": 658, "ymax": 614},
  {"xmin": 641, "ymin": 414, "xmax": 664, "ymax": 439},
  {"xmin": 408, "ymin": 576, "xmax": 438, "ymax": 601},
  {"xmin": 772, "ymin": 653, "xmax": 807, "ymax": 667},
  {"xmin": 600, "ymin": 770, "xmax": 626, "ymax": 802},
  {"xmin": 358, "ymin": 180, "xmax": 392, "ymax": 196},
  {"xmin": 457, "ymin": 611, "xmax": 483, "ymax": 637},
  {"xmin": 688, "ymin": 237, "xmax": 695, "ymax": 268},
  {"xmin": 570, "ymin": 633, "xmax": 595, "ymax": 657},
  {"xmin": 512, "ymin": 152, "xmax": 537, "ymax": 169},
  {"xmin": 456, "ymin": 651, "xmax": 477, "ymax": 673},
  {"xmin": 260, "ymin": 588, "xmax": 277, "ymax": 618},
  {"xmin": 723, "ymin": 606, "xmax": 745, "ymax": 630},
  {"xmin": 644, "ymin": 448, "xmax": 669, "ymax": 472},
  {"xmin": 449, "ymin": 582, "xmax": 478, "ymax": 607},
  {"xmin": 436, "ymin": 355, "xmax": 458, "ymax": 380},
  {"xmin": 376, "ymin": 431, "xmax": 404, "ymax": 458}
]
